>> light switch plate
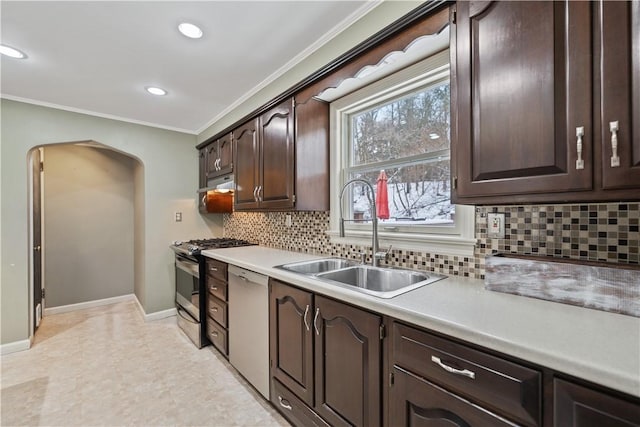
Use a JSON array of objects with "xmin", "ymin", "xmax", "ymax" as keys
[{"xmin": 487, "ymin": 213, "xmax": 505, "ymax": 238}]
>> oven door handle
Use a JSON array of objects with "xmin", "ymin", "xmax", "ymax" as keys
[
  {"xmin": 176, "ymin": 306, "xmax": 198, "ymax": 324},
  {"xmin": 176, "ymin": 258, "xmax": 200, "ymax": 278}
]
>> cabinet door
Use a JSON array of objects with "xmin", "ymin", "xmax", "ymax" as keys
[
  {"xmin": 218, "ymin": 132, "xmax": 233, "ymax": 176},
  {"xmin": 259, "ymin": 98, "xmax": 295, "ymax": 210},
  {"xmin": 294, "ymin": 97, "xmax": 329, "ymax": 211},
  {"xmin": 453, "ymin": 1, "xmax": 592, "ymax": 202},
  {"xmin": 389, "ymin": 367, "xmax": 516, "ymax": 427},
  {"xmin": 554, "ymin": 379, "xmax": 640, "ymax": 427},
  {"xmin": 314, "ymin": 295, "xmax": 382, "ymax": 427},
  {"xmin": 233, "ymin": 119, "xmax": 260, "ymax": 210},
  {"xmin": 198, "ymin": 148, "xmax": 207, "ymax": 189},
  {"xmin": 269, "ymin": 280, "xmax": 314, "ymax": 407},
  {"xmin": 600, "ymin": 1, "xmax": 640, "ymax": 190},
  {"xmin": 205, "ymin": 142, "xmax": 218, "ymax": 179}
]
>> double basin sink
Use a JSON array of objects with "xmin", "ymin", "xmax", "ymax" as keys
[{"xmin": 275, "ymin": 258, "xmax": 445, "ymax": 298}]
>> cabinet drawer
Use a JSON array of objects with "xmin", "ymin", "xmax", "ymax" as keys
[
  {"xmin": 206, "ymin": 317, "xmax": 227, "ymax": 355},
  {"xmin": 391, "ymin": 366, "xmax": 516, "ymax": 427},
  {"xmin": 206, "ymin": 276, "xmax": 227, "ymax": 301},
  {"xmin": 206, "ymin": 294, "xmax": 227, "ymax": 328},
  {"xmin": 271, "ymin": 378, "xmax": 329, "ymax": 427},
  {"xmin": 393, "ymin": 322, "xmax": 541, "ymax": 427},
  {"xmin": 206, "ymin": 258, "xmax": 227, "ymax": 282}
]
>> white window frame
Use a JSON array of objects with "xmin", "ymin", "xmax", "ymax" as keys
[{"xmin": 327, "ymin": 50, "xmax": 476, "ymax": 257}]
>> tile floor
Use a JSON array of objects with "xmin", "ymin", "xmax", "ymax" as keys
[{"xmin": 0, "ymin": 301, "xmax": 289, "ymax": 427}]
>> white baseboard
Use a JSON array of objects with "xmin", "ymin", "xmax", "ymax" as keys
[
  {"xmin": 1, "ymin": 339, "xmax": 31, "ymax": 355},
  {"xmin": 133, "ymin": 295, "xmax": 177, "ymax": 322},
  {"xmin": 44, "ymin": 294, "xmax": 136, "ymax": 316}
]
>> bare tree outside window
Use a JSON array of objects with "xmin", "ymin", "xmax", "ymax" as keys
[{"xmin": 346, "ymin": 79, "xmax": 453, "ymax": 226}]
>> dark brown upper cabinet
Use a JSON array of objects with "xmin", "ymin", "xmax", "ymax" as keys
[
  {"xmin": 233, "ymin": 97, "xmax": 330, "ymax": 212},
  {"xmin": 452, "ymin": 1, "xmax": 593, "ymax": 203},
  {"xmin": 198, "ymin": 148, "xmax": 207, "ymax": 189},
  {"xmin": 259, "ymin": 98, "xmax": 296, "ymax": 210},
  {"xmin": 599, "ymin": 1, "xmax": 640, "ymax": 191},
  {"xmin": 452, "ymin": 1, "xmax": 640, "ymax": 205},
  {"xmin": 206, "ymin": 133, "xmax": 233, "ymax": 181},
  {"xmin": 234, "ymin": 99, "xmax": 295, "ymax": 211},
  {"xmin": 233, "ymin": 119, "xmax": 260, "ymax": 209}
]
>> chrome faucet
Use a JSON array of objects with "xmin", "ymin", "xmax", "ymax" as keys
[{"xmin": 338, "ymin": 178, "xmax": 390, "ymax": 267}]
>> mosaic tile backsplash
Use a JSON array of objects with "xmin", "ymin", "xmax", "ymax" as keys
[{"xmin": 222, "ymin": 202, "xmax": 639, "ymax": 279}]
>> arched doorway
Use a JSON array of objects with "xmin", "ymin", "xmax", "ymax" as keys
[{"xmin": 28, "ymin": 141, "xmax": 144, "ymax": 336}]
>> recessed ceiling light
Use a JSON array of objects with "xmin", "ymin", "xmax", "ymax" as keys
[
  {"xmin": 428, "ymin": 133, "xmax": 440, "ymax": 140},
  {"xmin": 145, "ymin": 86, "xmax": 167, "ymax": 96},
  {"xmin": 178, "ymin": 22, "xmax": 203, "ymax": 39},
  {"xmin": 0, "ymin": 44, "xmax": 27, "ymax": 59}
]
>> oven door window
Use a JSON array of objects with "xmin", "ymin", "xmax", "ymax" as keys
[{"xmin": 175, "ymin": 257, "xmax": 200, "ymax": 322}]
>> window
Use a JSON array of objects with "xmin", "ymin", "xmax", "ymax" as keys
[{"xmin": 329, "ymin": 50, "xmax": 475, "ymax": 256}]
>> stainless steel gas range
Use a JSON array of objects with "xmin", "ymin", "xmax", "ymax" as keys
[{"xmin": 171, "ymin": 238, "xmax": 255, "ymax": 348}]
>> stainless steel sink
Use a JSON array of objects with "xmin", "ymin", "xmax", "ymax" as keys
[
  {"xmin": 316, "ymin": 265, "xmax": 445, "ymax": 298},
  {"xmin": 275, "ymin": 258, "xmax": 358, "ymax": 274},
  {"xmin": 275, "ymin": 258, "xmax": 445, "ymax": 298}
]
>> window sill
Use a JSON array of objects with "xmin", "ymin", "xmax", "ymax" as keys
[{"xmin": 326, "ymin": 229, "xmax": 476, "ymax": 257}]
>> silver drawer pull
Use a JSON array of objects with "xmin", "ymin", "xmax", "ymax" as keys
[
  {"xmin": 210, "ymin": 286, "xmax": 218, "ymax": 291},
  {"xmin": 211, "ymin": 307, "xmax": 219, "ymax": 312},
  {"xmin": 431, "ymin": 356, "xmax": 475, "ymax": 380},
  {"xmin": 575, "ymin": 126, "xmax": 585, "ymax": 170},
  {"xmin": 303, "ymin": 304, "xmax": 310, "ymax": 331},
  {"xmin": 211, "ymin": 331, "xmax": 219, "ymax": 337},
  {"xmin": 278, "ymin": 396, "xmax": 292, "ymax": 411},
  {"xmin": 210, "ymin": 267, "xmax": 218, "ymax": 271},
  {"xmin": 313, "ymin": 308, "xmax": 320, "ymax": 336},
  {"xmin": 610, "ymin": 121, "xmax": 620, "ymax": 167}
]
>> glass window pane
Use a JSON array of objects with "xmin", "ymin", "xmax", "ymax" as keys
[
  {"xmin": 347, "ymin": 160, "xmax": 454, "ymax": 226},
  {"xmin": 350, "ymin": 81, "xmax": 450, "ymax": 166}
]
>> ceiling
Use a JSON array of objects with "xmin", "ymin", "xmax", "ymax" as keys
[{"xmin": 0, "ymin": 1, "xmax": 373, "ymax": 134}]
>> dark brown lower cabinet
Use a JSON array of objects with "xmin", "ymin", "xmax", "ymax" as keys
[
  {"xmin": 314, "ymin": 295, "xmax": 382, "ymax": 427},
  {"xmin": 269, "ymin": 279, "xmax": 382, "ymax": 427},
  {"xmin": 390, "ymin": 366, "xmax": 516, "ymax": 427},
  {"xmin": 270, "ymin": 280, "xmax": 314, "ymax": 406},
  {"xmin": 554, "ymin": 379, "xmax": 640, "ymax": 427}
]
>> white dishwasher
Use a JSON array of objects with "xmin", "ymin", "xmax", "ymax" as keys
[{"xmin": 228, "ymin": 265, "xmax": 270, "ymax": 399}]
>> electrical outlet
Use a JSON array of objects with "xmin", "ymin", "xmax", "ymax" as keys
[
  {"xmin": 487, "ymin": 213, "xmax": 505, "ymax": 238},
  {"xmin": 175, "ymin": 212, "xmax": 182, "ymax": 222},
  {"xmin": 285, "ymin": 214, "xmax": 292, "ymax": 227}
]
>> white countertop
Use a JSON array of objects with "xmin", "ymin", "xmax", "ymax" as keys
[{"xmin": 201, "ymin": 245, "xmax": 640, "ymax": 398}]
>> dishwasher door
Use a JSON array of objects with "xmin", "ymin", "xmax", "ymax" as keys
[{"xmin": 228, "ymin": 265, "xmax": 270, "ymax": 399}]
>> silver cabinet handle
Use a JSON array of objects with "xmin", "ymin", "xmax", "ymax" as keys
[
  {"xmin": 575, "ymin": 126, "xmax": 585, "ymax": 170},
  {"xmin": 211, "ymin": 331, "xmax": 219, "ymax": 337},
  {"xmin": 253, "ymin": 186, "xmax": 258, "ymax": 202},
  {"xmin": 210, "ymin": 267, "xmax": 218, "ymax": 272},
  {"xmin": 210, "ymin": 286, "xmax": 218, "ymax": 291},
  {"xmin": 217, "ymin": 158, "xmax": 221, "ymax": 170},
  {"xmin": 34, "ymin": 245, "xmax": 41, "ymax": 252},
  {"xmin": 303, "ymin": 304, "xmax": 310, "ymax": 331},
  {"xmin": 278, "ymin": 396, "xmax": 292, "ymax": 411},
  {"xmin": 210, "ymin": 307, "xmax": 218, "ymax": 312},
  {"xmin": 431, "ymin": 355, "xmax": 476, "ymax": 380},
  {"xmin": 313, "ymin": 307, "xmax": 320, "ymax": 336},
  {"xmin": 201, "ymin": 194, "xmax": 207, "ymax": 206},
  {"xmin": 609, "ymin": 121, "xmax": 620, "ymax": 167},
  {"xmin": 257, "ymin": 185, "xmax": 263, "ymax": 202}
]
